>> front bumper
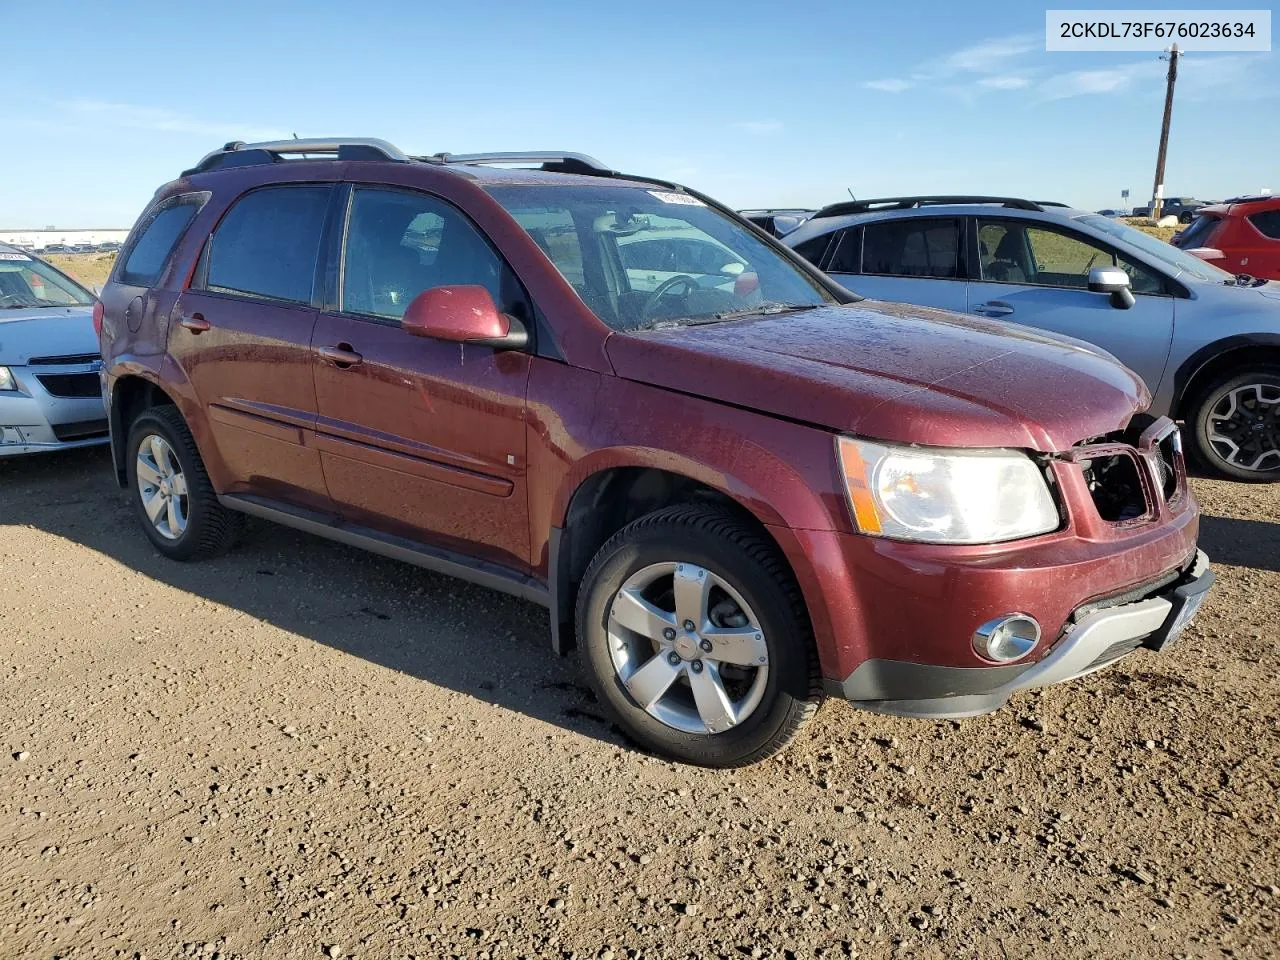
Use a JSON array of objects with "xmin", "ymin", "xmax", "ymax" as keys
[
  {"xmin": 0, "ymin": 365, "xmax": 108, "ymax": 457},
  {"xmin": 827, "ymin": 550, "xmax": 1213, "ymax": 717}
]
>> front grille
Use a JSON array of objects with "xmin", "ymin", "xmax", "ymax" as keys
[
  {"xmin": 1079, "ymin": 452, "xmax": 1147, "ymax": 521},
  {"xmin": 51, "ymin": 419, "xmax": 108, "ymax": 442},
  {"xmin": 27, "ymin": 353, "xmax": 101, "ymax": 366},
  {"xmin": 1069, "ymin": 416, "xmax": 1185, "ymax": 524},
  {"xmin": 36, "ymin": 373, "xmax": 102, "ymax": 399}
]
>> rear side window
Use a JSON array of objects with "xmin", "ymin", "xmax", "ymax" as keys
[
  {"xmin": 1248, "ymin": 210, "xmax": 1280, "ymax": 240},
  {"xmin": 119, "ymin": 198, "xmax": 202, "ymax": 286},
  {"xmin": 1177, "ymin": 214, "xmax": 1222, "ymax": 248},
  {"xmin": 862, "ymin": 219, "xmax": 960, "ymax": 279},
  {"xmin": 204, "ymin": 185, "xmax": 332, "ymax": 304}
]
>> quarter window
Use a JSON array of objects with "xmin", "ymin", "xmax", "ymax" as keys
[
  {"xmin": 825, "ymin": 228, "xmax": 862, "ymax": 274},
  {"xmin": 341, "ymin": 187, "xmax": 518, "ymax": 321},
  {"xmin": 791, "ymin": 233, "xmax": 834, "ymax": 269},
  {"xmin": 862, "ymin": 219, "xmax": 960, "ymax": 278},
  {"xmin": 1248, "ymin": 210, "xmax": 1280, "ymax": 240},
  {"xmin": 204, "ymin": 185, "xmax": 332, "ymax": 305},
  {"xmin": 119, "ymin": 197, "xmax": 203, "ymax": 286}
]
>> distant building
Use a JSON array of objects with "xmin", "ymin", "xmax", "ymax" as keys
[{"xmin": 0, "ymin": 229, "xmax": 130, "ymax": 251}]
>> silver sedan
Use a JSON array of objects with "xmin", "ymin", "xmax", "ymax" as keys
[{"xmin": 0, "ymin": 246, "xmax": 107, "ymax": 457}]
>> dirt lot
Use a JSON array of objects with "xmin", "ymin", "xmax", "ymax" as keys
[{"xmin": 1, "ymin": 449, "xmax": 1277, "ymax": 960}]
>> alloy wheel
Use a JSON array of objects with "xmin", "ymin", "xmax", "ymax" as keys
[
  {"xmin": 1206, "ymin": 383, "xmax": 1280, "ymax": 472},
  {"xmin": 606, "ymin": 561, "xmax": 769, "ymax": 735},
  {"xmin": 135, "ymin": 434, "xmax": 189, "ymax": 540}
]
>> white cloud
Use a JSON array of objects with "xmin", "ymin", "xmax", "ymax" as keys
[
  {"xmin": 977, "ymin": 75, "xmax": 1031, "ymax": 90},
  {"xmin": 59, "ymin": 100, "xmax": 285, "ymax": 142},
  {"xmin": 1036, "ymin": 61, "xmax": 1160, "ymax": 101},
  {"xmin": 862, "ymin": 78, "xmax": 915, "ymax": 93},
  {"xmin": 939, "ymin": 33, "xmax": 1041, "ymax": 74},
  {"xmin": 732, "ymin": 119, "xmax": 783, "ymax": 135},
  {"xmin": 861, "ymin": 33, "xmax": 1040, "ymax": 97}
]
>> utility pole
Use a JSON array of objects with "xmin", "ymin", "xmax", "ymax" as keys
[{"xmin": 1150, "ymin": 43, "xmax": 1180, "ymax": 220}]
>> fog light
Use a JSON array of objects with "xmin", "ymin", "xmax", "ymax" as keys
[{"xmin": 972, "ymin": 614, "xmax": 1041, "ymax": 663}]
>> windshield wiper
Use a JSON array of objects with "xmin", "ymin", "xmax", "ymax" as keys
[{"xmin": 711, "ymin": 303, "xmax": 823, "ymax": 321}]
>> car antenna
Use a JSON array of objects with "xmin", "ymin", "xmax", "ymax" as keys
[{"xmin": 847, "ymin": 188, "xmax": 856, "ymax": 200}]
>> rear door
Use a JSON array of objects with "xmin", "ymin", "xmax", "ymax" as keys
[
  {"xmin": 311, "ymin": 184, "xmax": 533, "ymax": 570},
  {"xmin": 965, "ymin": 217, "xmax": 1175, "ymax": 391},
  {"xmin": 170, "ymin": 183, "xmax": 333, "ymax": 508},
  {"xmin": 823, "ymin": 217, "xmax": 969, "ymax": 311}
]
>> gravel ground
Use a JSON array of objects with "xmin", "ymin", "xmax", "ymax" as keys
[{"xmin": 2, "ymin": 448, "xmax": 1277, "ymax": 959}]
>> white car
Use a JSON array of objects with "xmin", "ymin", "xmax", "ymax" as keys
[
  {"xmin": 0, "ymin": 245, "xmax": 107, "ymax": 456},
  {"xmin": 617, "ymin": 227, "xmax": 747, "ymax": 294}
]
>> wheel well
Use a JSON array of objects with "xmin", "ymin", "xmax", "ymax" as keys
[
  {"xmin": 109, "ymin": 376, "xmax": 178, "ymax": 486},
  {"xmin": 1174, "ymin": 345, "xmax": 1280, "ymax": 419},
  {"xmin": 549, "ymin": 467, "xmax": 789, "ymax": 654}
]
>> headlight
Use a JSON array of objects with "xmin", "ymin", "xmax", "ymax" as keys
[
  {"xmin": 0, "ymin": 366, "xmax": 15, "ymax": 392},
  {"xmin": 836, "ymin": 437, "xmax": 1060, "ymax": 544}
]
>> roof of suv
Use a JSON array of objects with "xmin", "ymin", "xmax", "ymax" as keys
[
  {"xmin": 785, "ymin": 197, "xmax": 1094, "ymax": 241},
  {"xmin": 176, "ymin": 138, "xmax": 674, "ymax": 193}
]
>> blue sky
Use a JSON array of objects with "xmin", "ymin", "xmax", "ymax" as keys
[{"xmin": 1, "ymin": 0, "xmax": 1275, "ymax": 226}]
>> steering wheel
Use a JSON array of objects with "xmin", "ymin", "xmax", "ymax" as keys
[{"xmin": 639, "ymin": 274, "xmax": 698, "ymax": 323}]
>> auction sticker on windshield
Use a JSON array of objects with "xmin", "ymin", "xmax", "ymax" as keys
[
  {"xmin": 647, "ymin": 191, "xmax": 704, "ymax": 206},
  {"xmin": 0, "ymin": 253, "xmax": 32, "ymax": 261}
]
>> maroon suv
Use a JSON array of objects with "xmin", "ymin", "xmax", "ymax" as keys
[{"xmin": 99, "ymin": 138, "xmax": 1212, "ymax": 767}]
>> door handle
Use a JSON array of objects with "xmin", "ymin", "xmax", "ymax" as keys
[
  {"xmin": 317, "ymin": 344, "xmax": 363, "ymax": 368},
  {"xmin": 973, "ymin": 301, "xmax": 1015, "ymax": 317},
  {"xmin": 180, "ymin": 313, "xmax": 211, "ymax": 333}
]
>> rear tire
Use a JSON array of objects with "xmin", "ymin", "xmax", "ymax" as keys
[
  {"xmin": 576, "ymin": 505, "xmax": 823, "ymax": 767},
  {"xmin": 125, "ymin": 406, "xmax": 245, "ymax": 559},
  {"xmin": 1188, "ymin": 367, "xmax": 1280, "ymax": 482}
]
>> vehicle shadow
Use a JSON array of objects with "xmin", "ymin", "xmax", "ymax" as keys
[
  {"xmin": 1198, "ymin": 513, "xmax": 1280, "ymax": 574},
  {"xmin": 0, "ymin": 447, "xmax": 628, "ymax": 749}
]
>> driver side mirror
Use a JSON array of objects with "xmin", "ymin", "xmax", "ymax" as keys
[
  {"xmin": 1088, "ymin": 266, "xmax": 1135, "ymax": 310},
  {"xmin": 401, "ymin": 285, "xmax": 528, "ymax": 350}
]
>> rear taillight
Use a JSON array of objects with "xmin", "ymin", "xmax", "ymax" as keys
[{"xmin": 92, "ymin": 301, "xmax": 104, "ymax": 338}]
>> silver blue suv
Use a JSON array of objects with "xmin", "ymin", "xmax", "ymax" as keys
[{"xmin": 784, "ymin": 196, "xmax": 1280, "ymax": 481}]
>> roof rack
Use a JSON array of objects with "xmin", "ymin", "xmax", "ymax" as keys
[
  {"xmin": 812, "ymin": 195, "xmax": 1045, "ymax": 219},
  {"xmin": 739, "ymin": 207, "xmax": 817, "ymax": 215},
  {"xmin": 185, "ymin": 137, "xmax": 410, "ymax": 176},
  {"xmin": 431, "ymin": 151, "xmax": 614, "ymax": 176}
]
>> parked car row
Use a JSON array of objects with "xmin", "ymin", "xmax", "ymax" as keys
[
  {"xmin": 1130, "ymin": 196, "xmax": 1209, "ymax": 222},
  {"xmin": 73, "ymin": 139, "xmax": 1214, "ymax": 767}
]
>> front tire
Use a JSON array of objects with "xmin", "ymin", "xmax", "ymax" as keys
[
  {"xmin": 576, "ymin": 505, "xmax": 823, "ymax": 767},
  {"xmin": 126, "ymin": 406, "xmax": 244, "ymax": 559},
  {"xmin": 1189, "ymin": 367, "xmax": 1280, "ymax": 482}
]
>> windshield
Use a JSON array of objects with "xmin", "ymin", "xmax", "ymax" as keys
[
  {"xmin": 1077, "ymin": 215, "xmax": 1234, "ymax": 283},
  {"xmin": 485, "ymin": 184, "xmax": 837, "ymax": 330},
  {"xmin": 0, "ymin": 252, "xmax": 95, "ymax": 308}
]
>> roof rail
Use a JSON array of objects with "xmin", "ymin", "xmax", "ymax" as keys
[
  {"xmin": 739, "ymin": 208, "xmax": 817, "ymax": 215},
  {"xmin": 185, "ymin": 137, "xmax": 410, "ymax": 175},
  {"xmin": 812, "ymin": 195, "xmax": 1045, "ymax": 219},
  {"xmin": 432, "ymin": 151, "xmax": 614, "ymax": 175}
]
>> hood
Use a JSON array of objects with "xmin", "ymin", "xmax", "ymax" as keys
[
  {"xmin": 605, "ymin": 302, "xmax": 1148, "ymax": 452},
  {"xmin": 0, "ymin": 306, "xmax": 98, "ymax": 364}
]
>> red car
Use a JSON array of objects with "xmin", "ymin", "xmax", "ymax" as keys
[
  {"xmin": 98, "ymin": 139, "xmax": 1212, "ymax": 767},
  {"xmin": 1173, "ymin": 194, "xmax": 1280, "ymax": 280}
]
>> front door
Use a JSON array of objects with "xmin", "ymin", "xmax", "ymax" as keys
[
  {"xmin": 170, "ymin": 183, "xmax": 334, "ymax": 508},
  {"xmin": 965, "ymin": 217, "xmax": 1176, "ymax": 393},
  {"xmin": 312, "ymin": 185, "xmax": 532, "ymax": 570}
]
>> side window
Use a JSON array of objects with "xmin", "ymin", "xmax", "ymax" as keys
[
  {"xmin": 862, "ymin": 219, "xmax": 960, "ymax": 278},
  {"xmin": 618, "ymin": 239, "xmax": 671, "ymax": 271},
  {"xmin": 1025, "ymin": 226, "xmax": 1112, "ymax": 288},
  {"xmin": 204, "ymin": 185, "xmax": 331, "ymax": 304},
  {"xmin": 791, "ymin": 233, "xmax": 834, "ymax": 269},
  {"xmin": 979, "ymin": 220, "xmax": 1168, "ymax": 296},
  {"xmin": 1248, "ymin": 210, "xmax": 1280, "ymax": 240},
  {"xmin": 118, "ymin": 198, "xmax": 202, "ymax": 286},
  {"xmin": 342, "ymin": 187, "xmax": 517, "ymax": 321},
  {"xmin": 826, "ymin": 228, "xmax": 861, "ymax": 274}
]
